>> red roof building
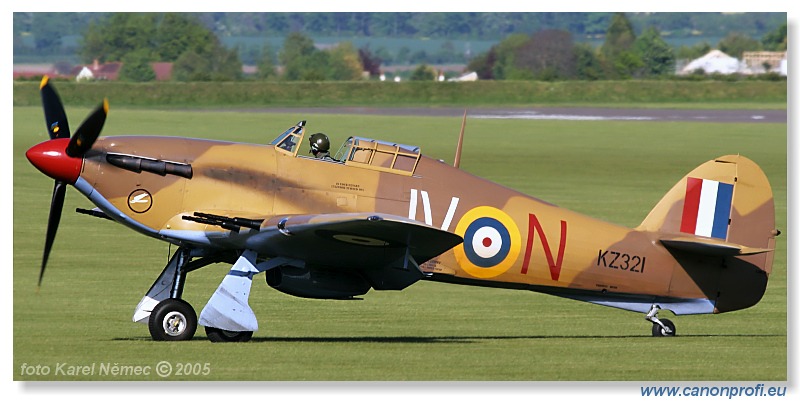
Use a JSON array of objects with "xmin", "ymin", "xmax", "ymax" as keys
[
  {"xmin": 70, "ymin": 59, "xmax": 122, "ymax": 81},
  {"xmin": 151, "ymin": 62, "xmax": 173, "ymax": 81},
  {"xmin": 14, "ymin": 64, "xmax": 57, "ymax": 79}
]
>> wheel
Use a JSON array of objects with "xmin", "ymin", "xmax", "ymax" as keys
[
  {"xmin": 148, "ymin": 298, "xmax": 197, "ymax": 341},
  {"xmin": 205, "ymin": 326, "xmax": 253, "ymax": 343},
  {"xmin": 651, "ymin": 318, "xmax": 676, "ymax": 337}
]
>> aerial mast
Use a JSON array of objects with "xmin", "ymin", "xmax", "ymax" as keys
[{"xmin": 453, "ymin": 109, "xmax": 467, "ymax": 168}]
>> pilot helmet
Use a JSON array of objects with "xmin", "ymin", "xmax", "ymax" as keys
[{"xmin": 310, "ymin": 132, "xmax": 330, "ymax": 153}]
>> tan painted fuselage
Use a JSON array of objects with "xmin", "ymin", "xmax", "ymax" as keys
[{"xmin": 80, "ymin": 129, "xmax": 776, "ymax": 316}]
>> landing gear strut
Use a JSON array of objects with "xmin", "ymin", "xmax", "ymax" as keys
[
  {"xmin": 135, "ymin": 247, "xmax": 259, "ymax": 342},
  {"xmin": 145, "ymin": 248, "xmax": 197, "ymax": 341},
  {"xmin": 645, "ymin": 304, "xmax": 676, "ymax": 337}
]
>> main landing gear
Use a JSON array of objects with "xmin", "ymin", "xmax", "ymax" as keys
[
  {"xmin": 645, "ymin": 304, "xmax": 676, "ymax": 337},
  {"xmin": 134, "ymin": 247, "xmax": 254, "ymax": 342},
  {"xmin": 140, "ymin": 248, "xmax": 200, "ymax": 341},
  {"xmin": 205, "ymin": 327, "xmax": 253, "ymax": 343},
  {"xmin": 149, "ymin": 298, "xmax": 197, "ymax": 341}
]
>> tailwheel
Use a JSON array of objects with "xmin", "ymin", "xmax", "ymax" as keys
[
  {"xmin": 205, "ymin": 326, "xmax": 253, "ymax": 343},
  {"xmin": 148, "ymin": 298, "xmax": 197, "ymax": 341},
  {"xmin": 651, "ymin": 318, "xmax": 676, "ymax": 337}
]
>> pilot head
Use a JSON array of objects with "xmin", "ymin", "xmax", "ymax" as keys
[{"xmin": 309, "ymin": 132, "xmax": 330, "ymax": 156}]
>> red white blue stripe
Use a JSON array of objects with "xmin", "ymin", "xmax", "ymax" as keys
[{"xmin": 680, "ymin": 177, "xmax": 734, "ymax": 240}]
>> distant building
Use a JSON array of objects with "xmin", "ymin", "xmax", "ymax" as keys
[
  {"xmin": 742, "ymin": 51, "xmax": 788, "ymax": 75},
  {"xmin": 448, "ymin": 71, "xmax": 478, "ymax": 82},
  {"xmin": 71, "ymin": 59, "xmax": 122, "ymax": 81},
  {"xmin": 75, "ymin": 66, "xmax": 94, "ymax": 81},
  {"xmin": 679, "ymin": 50, "xmax": 741, "ymax": 75},
  {"xmin": 13, "ymin": 64, "xmax": 60, "ymax": 79},
  {"xmin": 678, "ymin": 49, "xmax": 788, "ymax": 76},
  {"xmin": 70, "ymin": 60, "xmax": 174, "ymax": 81},
  {"xmin": 15, "ymin": 60, "xmax": 260, "ymax": 82},
  {"xmin": 241, "ymin": 65, "xmax": 258, "ymax": 76},
  {"xmin": 151, "ymin": 62, "xmax": 173, "ymax": 81}
]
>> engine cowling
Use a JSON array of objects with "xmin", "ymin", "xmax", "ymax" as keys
[{"xmin": 265, "ymin": 266, "xmax": 371, "ymax": 299}]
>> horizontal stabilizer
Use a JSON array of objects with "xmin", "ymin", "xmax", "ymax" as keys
[{"xmin": 660, "ymin": 236, "xmax": 772, "ymax": 257}]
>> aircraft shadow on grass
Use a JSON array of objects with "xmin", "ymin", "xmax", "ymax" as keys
[{"xmin": 113, "ymin": 334, "xmax": 784, "ymax": 344}]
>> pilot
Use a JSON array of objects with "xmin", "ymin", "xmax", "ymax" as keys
[{"xmin": 309, "ymin": 132, "xmax": 335, "ymax": 161}]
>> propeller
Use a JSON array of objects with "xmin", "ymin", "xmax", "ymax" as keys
[
  {"xmin": 40, "ymin": 181, "xmax": 67, "ymax": 287},
  {"xmin": 66, "ymin": 98, "xmax": 108, "ymax": 157},
  {"xmin": 29, "ymin": 76, "xmax": 108, "ymax": 287},
  {"xmin": 40, "ymin": 76, "xmax": 71, "ymax": 140}
]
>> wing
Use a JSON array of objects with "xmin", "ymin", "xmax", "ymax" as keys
[
  {"xmin": 248, "ymin": 212, "xmax": 463, "ymax": 290},
  {"xmin": 172, "ymin": 211, "xmax": 462, "ymax": 291}
]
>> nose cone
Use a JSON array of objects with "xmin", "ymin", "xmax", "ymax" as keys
[{"xmin": 26, "ymin": 138, "xmax": 82, "ymax": 184}]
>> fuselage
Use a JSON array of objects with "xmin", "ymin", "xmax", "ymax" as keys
[
  {"xmin": 72, "ymin": 135, "xmax": 706, "ymax": 307},
  {"xmin": 26, "ymin": 79, "xmax": 776, "ymax": 343}
]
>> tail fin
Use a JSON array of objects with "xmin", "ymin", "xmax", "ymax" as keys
[{"xmin": 638, "ymin": 155, "xmax": 778, "ymax": 312}]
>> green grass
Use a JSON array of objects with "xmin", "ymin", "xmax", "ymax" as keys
[{"xmin": 13, "ymin": 106, "xmax": 786, "ymax": 381}]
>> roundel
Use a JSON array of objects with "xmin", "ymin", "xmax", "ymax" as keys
[
  {"xmin": 128, "ymin": 189, "xmax": 153, "ymax": 214},
  {"xmin": 454, "ymin": 206, "xmax": 521, "ymax": 279}
]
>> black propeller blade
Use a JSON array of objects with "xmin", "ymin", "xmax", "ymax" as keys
[
  {"xmin": 66, "ymin": 99, "xmax": 108, "ymax": 158},
  {"xmin": 34, "ymin": 76, "xmax": 108, "ymax": 287},
  {"xmin": 40, "ymin": 76, "xmax": 70, "ymax": 140},
  {"xmin": 39, "ymin": 181, "xmax": 67, "ymax": 288}
]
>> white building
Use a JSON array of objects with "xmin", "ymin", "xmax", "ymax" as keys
[
  {"xmin": 679, "ymin": 50, "xmax": 742, "ymax": 75},
  {"xmin": 679, "ymin": 49, "xmax": 787, "ymax": 76}
]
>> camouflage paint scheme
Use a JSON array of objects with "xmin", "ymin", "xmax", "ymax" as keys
[{"xmin": 26, "ymin": 79, "xmax": 777, "ymax": 342}]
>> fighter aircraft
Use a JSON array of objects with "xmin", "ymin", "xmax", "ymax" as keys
[{"xmin": 26, "ymin": 77, "xmax": 778, "ymax": 342}]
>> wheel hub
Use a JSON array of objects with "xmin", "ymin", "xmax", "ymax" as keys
[{"xmin": 163, "ymin": 312, "xmax": 187, "ymax": 336}]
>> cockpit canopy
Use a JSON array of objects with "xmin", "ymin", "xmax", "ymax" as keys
[
  {"xmin": 269, "ymin": 121, "xmax": 421, "ymax": 176},
  {"xmin": 269, "ymin": 120, "xmax": 306, "ymax": 155},
  {"xmin": 334, "ymin": 136, "xmax": 420, "ymax": 176}
]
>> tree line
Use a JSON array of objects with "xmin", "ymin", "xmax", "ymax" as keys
[
  {"xmin": 15, "ymin": 12, "xmax": 785, "ymax": 46},
  {"xmin": 75, "ymin": 13, "xmax": 371, "ymax": 82},
  {"xmin": 38, "ymin": 12, "xmax": 788, "ymax": 82},
  {"xmin": 467, "ymin": 13, "xmax": 786, "ymax": 81}
]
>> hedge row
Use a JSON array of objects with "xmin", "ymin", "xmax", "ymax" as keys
[{"xmin": 13, "ymin": 80, "xmax": 787, "ymax": 107}]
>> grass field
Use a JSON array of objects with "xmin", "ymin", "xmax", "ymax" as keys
[{"xmin": 12, "ymin": 106, "xmax": 787, "ymax": 383}]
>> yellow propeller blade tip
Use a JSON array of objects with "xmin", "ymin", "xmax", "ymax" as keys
[
  {"xmin": 103, "ymin": 98, "xmax": 109, "ymax": 113},
  {"xmin": 39, "ymin": 75, "xmax": 50, "ymax": 90}
]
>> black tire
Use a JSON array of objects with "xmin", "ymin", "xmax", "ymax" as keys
[
  {"xmin": 651, "ymin": 318, "xmax": 676, "ymax": 337},
  {"xmin": 205, "ymin": 326, "xmax": 253, "ymax": 343},
  {"xmin": 148, "ymin": 298, "xmax": 197, "ymax": 341}
]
